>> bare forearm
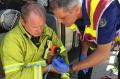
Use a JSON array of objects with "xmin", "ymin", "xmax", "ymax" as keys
[
  {"xmin": 81, "ymin": 41, "xmax": 89, "ymax": 54},
  {"xmin": 72, "ymin": 42, "xmax": 112, "ymax": 72}
]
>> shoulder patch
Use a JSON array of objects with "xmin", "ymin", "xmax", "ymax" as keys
[{"xmin": 99, "ymin": 18, "xmax": 107, "ymax": 28}]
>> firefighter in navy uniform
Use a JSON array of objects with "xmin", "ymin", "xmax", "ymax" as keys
[{"xmin": 49, "ymin": 0, "xmax": 120, "ymax": 79}]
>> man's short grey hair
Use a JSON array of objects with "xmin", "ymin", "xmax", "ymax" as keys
[
  {"xmin": 21, "ymin": 1, "xmax": 46, "ymax": 22},
  {"xmin": 49, "ymin": 0, "xmax": 81, "ymax": 11}
]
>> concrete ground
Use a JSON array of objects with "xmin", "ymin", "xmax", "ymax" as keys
[
  {"xmin": 91, "ymin": 51, "xmax": 118, "ymax": 79},
  {"xmin": 70, "ymin": 51, "xmax": 118, "ymax": 79}
]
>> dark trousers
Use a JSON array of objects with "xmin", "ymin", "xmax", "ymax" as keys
[
  {"xmin": 43, "ymin": 72, "xmax": 61, "ymax": 79},
  {"xmin": 78, "ymin": 48, "xmax": 93, "ymax": 79},
  {"xmin": 118, "ymin": 51, "xmax": 120, "ymax": 78},
  {"xmin": 78, "ymin": 68, "xmax": 93, "ymax": 79}
]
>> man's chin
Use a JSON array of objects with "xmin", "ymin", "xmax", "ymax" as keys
[{"xmin": 33, "ymin": 34, "xmax": 41, "ymax": 37}]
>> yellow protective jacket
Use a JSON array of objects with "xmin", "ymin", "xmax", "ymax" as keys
[{"xmin": 0, "ymin": 22, "xmax": 69, "ymax": 79}]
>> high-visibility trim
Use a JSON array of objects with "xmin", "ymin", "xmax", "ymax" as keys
[
  {"xmin": 61, "ymin": 73, "xmax": 70, "ymax": 79},
  {"xmin": 115, "ymin": 36, "xmax": 120, "ymax": 42},
  {"xmin": 85, "ymin": 27, "xmax": 96, "ymax": 38},
  {"xmin": 70, "ymin": 24, "xmax": 79, "ymax": 32},
  {"xmin": 115, "ymin": 30, "xmax": 120, "ymax": 42},
  {"xmin": 4, "ymin": 63, "xmax": 24, "ymax": 74},
  {"xmin": 112, "ymin": 29, "xmax": 120, "ymax": 50},
  {"xmin": 89, "ymin": 0, "xmax": 100, "ymax": 29},
  {"xmin": 60, "ymin": 46, "xmax": 66, "ymax": 53},
  {"xmin": 43, "ymin": 40, "xmax": 53, "ymax": 59},
  {"xmin": 26, "ymin": 60, "xmax": 46, "ymax": 67},
  {"xmin": 84, "ymin": 0, "xmax": 113, "ymax": 43},
  {"xmin": 34, "ymin": 66, "xmax": 37, "ymax": 79},
  {"xmin": 4, "ymin": 60, "xmax": 46, "ymax": 79},
  {"xmin": 34, "ymin": 66, "xmax": 42, "ymax": 79},
  {"xmin": 39, "ymin": 66, "xmax": 42, "ymax": 79},
  {"xmin": 85, "ymin": 0, "xmax": 100, "ymax": 43},
  {"xmin": 89, "ymin": 47, "xmax": 95, "ymax": 51},
  {"xmin": 4, "ymin": 63, "xmax": 24, "ymax": 69},
  {"xmin": 5, "ymin": 67, "xmax": 20, "ymax": 74},
  {"xmin": 84, "ymin": 26, "xmax": 97, "ymax": 43}
]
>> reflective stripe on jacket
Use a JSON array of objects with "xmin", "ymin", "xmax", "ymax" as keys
[{"xmin": 4, "ymin": 60, "xmax": 46, "ymax": 79}]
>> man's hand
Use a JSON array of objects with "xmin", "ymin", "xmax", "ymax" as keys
[{"xmin": 52, "ymin": 58, "xmax": 69, "ymax": 73}]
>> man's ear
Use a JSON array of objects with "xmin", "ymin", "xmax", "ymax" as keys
[
  {"xmin": 20, "ymin": 17, "xmax": 25, "ymax": 26},
  {"xmin": 74, "ymin": 5, "xmax": 80, "ymax": 14}
]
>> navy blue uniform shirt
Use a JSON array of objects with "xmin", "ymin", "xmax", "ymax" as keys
[{"xmin": 76, "ymin": 0, "xmax": 120, "ymax": 44}]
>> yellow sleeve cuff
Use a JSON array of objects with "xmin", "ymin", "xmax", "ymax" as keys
[{"xmin": 61, "ymin": 73, "xmax": 70, "ymax": 79}]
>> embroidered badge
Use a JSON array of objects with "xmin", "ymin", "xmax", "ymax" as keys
[{"xmin": 99, "ymin": 18, "xmax": 107, "ymax": 28}]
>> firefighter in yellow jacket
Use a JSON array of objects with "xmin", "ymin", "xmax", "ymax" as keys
[{"xmin": 0, "ymin": 2, "xmax": 69, "ymax": 79}]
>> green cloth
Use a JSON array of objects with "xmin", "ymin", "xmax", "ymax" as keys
[{"xmin": 0, "ymin": 22, "xmax": 69, "ymax": 79}]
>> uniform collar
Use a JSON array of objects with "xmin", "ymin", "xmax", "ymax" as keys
[{"xmin": 18, "ymin": 21, "xmax": 32, "ymax": 39}]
